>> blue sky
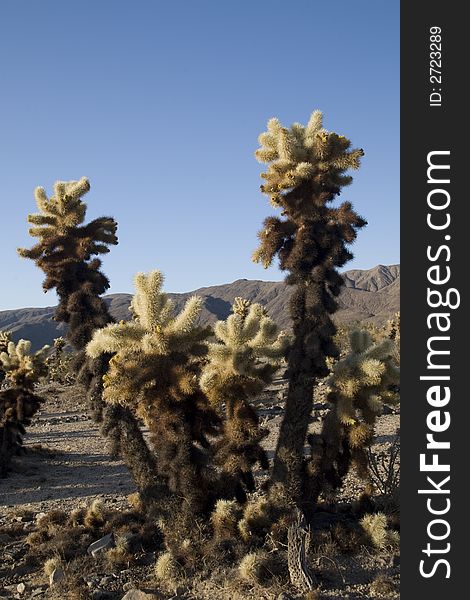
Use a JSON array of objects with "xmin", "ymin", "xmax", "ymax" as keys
[{"xmin": 0, "ymin": 0, "xmax": 399, "ymax": 310}]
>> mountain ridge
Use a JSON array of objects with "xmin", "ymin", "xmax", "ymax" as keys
[{"xmin": 0, "ymin": 264, "xmax": 400, "ymax": 350}]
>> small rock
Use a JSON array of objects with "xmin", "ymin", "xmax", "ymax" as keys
[
  {"xmin": 49, "ymin": 567, "xmax": 66, "ymax": 586},
  {"xmin": 87, "ymin": 533, "xmax": 115, "ymax": 557},
  {"xmin": 16, "ymin": 583, "xmax": 26, "ymax": 595}
]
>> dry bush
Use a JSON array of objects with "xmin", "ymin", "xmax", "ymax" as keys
[{"xmin": 367, "ymin": 431, "xmax": 400, "ymax": 505}]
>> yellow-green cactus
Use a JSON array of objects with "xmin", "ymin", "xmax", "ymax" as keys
[
  {"xmin": 0, "ymin": 339, "xmax": 48, "ymax": 476},
  {"xmin": 0, "ymin": 330, "xmax": 12, "ymax": 382},
  {"xmin": 327, "ymin": 330, "xmax": 399, "ymax": 426},
  {"xmin": 254, "ymin": 111, "xmax": 366, "ymax": 503},
  {"xmin": 200, "ymin": 298, "xmax": 288, "ymax": 500},
  {"xmin": 87, "ymin": 270, "xmax": 220, "ymax": 513},
  {"xmin": 18, "ymin": 177, "xmax": 117, "ymax": 349},
  {"xmin": 18, "ymin": 178, "xmax": 160, "ymax": 500},
  {"xmin": 0, "ymin": 339, "xmax": 49, "ymax": 389},
  {"xmin": 307, "ymin": 330, "xmax": 400, "ymax": 498},
  {"xmin": 87, "ymin": 271, "xmax": 208, "ymax": 410},
  {"xmin": 201, "ymin": 298, "xmax": 288, "ymax": 403},
  {"xmin": 254, "ymin": 110, "xmax": 363, "ymax": 213}
]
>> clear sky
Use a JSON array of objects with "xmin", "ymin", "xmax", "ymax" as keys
[{"xmin": 0, "ymin": 0, "xmax": 399, "ymax": 310}]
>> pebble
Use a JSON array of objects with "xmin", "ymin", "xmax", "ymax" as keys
[
  {"xmin": 49, "ymin": 567, "xmax": 66, "ymax": 586},
  {"xmin": 16, "ymin": 583, "xmax": 26, "ymax": 595},
  {"xmin": 87, "ymin": 532, "xmax": 115, "ymax": 557}
]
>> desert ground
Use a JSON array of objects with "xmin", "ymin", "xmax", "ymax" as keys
[{"xmin": 0, "ymin": 376, "xmax": 399, "ymax": 600}]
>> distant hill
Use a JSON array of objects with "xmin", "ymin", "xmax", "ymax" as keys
[{"xmin": 0, "ymin": 264, "xmax": 400, "ymax": 350}]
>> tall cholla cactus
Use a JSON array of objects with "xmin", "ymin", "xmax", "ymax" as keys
[
  {"xmin": 0, "ymin": 339, "xmax": 48, "ymax": 476},
  {"xmin": 307, "ymin": 330, "xmax": 400, "ymax": 499},
  {"xmin": 254, "ymin": 111, "xmax": 367, "ymax": 502},
  {"xmin": 200, "ymin": 298, "xmax": 289, "ymax": 500},
  {"xmin": 87, "ymin": 270, "xmax": 221, "ymax": 512},
  {"xmin": 18, "ymin": 178, "xmax": 158, "ymax": 501},
  {"xmin": 18, "ymin": 177, "xmax": 117, "ymax": 349}
]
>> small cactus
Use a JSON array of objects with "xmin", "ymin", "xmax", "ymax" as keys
[
  {"xmin": 307, "ymin": 330, "xmax": 399, "ymax": 498},
  {"xmin": 200, "ymin": 298, "xmax": 288, "ymax": 500},
  {"xmin": 0, "ymin": 339, "xmax": 48, "ymax": 476}
]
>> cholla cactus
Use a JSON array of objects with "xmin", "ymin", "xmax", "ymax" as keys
[
  {"xmin": 307, "ymin": 330, "xmax": 400, "ymax": 498},
  {"xmin": 1, "ymin": 339, "xmax": 49, "ymax": 388},
  {"xmin": 201, "ymin": 298, "xmax": 288, "ymax": 500},
  {"xmin": 0, "ymin": 339, "xmax": 48, "ymax": 476},
  {"xmin": 0, "ymin": 330, "xmax": 12, "ymax": 382},
  {"xmin": 254, "ymin": 111, "xmax": 367, "ymax": 502},
  {"xmin": 18, "ymin": 178, "xmax": 117, "ymax": 349},
  {"xmin": 18, "ymin": 178, "xmax": 157, "ymax": 500},
  {"xmin": 87, "ymin": 270, "xmax": 220, "ymax": 512},
  {"xmin": 45, "ymin": 337, "xmax": 74, "ymax": 384},
  {"xmin": 254, "ymin": 110, "xmax": 364, "ymax": 213},
  {"xmin": 385, "ymin": 312, "xmax": 400, "ymax": 364}
]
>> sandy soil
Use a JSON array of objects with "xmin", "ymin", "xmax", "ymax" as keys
[{"xmin": 0, "ymin": 380, "xmax": 400, "ymax": 600}]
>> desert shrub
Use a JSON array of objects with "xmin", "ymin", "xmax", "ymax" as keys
[
  {"xmin": 0, "ymin": 339, "xmax": 48, "ymax": 476},
  {"xmin": 26, "ymin": 499, "xmax": 162, "ymax": 568},
  {"xmin": 367, "ymin": 431, "xmax": 400, "ymax": 502}
]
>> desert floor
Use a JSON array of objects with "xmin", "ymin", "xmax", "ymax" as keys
[{"xmin": 0, "ymin": 379, "xmax": 400, "ymax": 600}]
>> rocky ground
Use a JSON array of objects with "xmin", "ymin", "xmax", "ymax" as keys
[{"xmin": 0, "ymin": 380, "xmax": 400, "ymax": 600}]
